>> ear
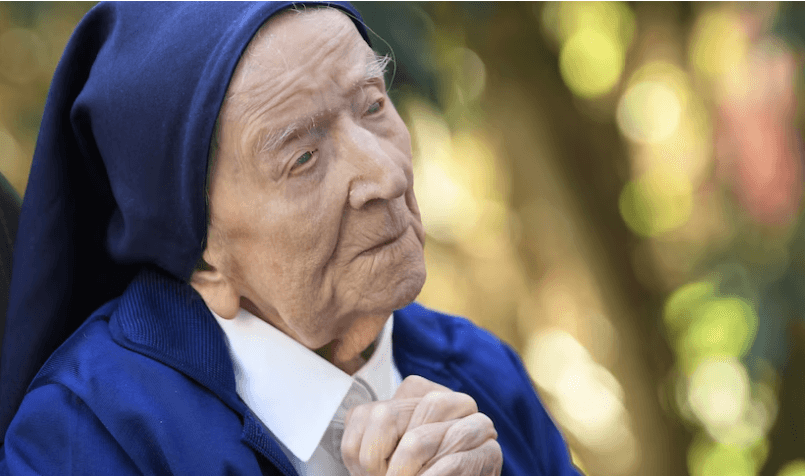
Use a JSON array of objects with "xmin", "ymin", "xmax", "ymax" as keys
[{"xmin": 190, "ymin": 253, "xmax": 241, "ymax": 319}]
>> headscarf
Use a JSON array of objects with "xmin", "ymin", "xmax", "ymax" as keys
[{"xmin": 0, "ymin": 1, "xmax": 369, "ymax": 438}]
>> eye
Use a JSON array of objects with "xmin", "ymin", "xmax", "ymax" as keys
[
  {"xmin": 291, "ymin": 151, "xmax": 315, "ymax": 172},
  {"xmin": 296, "ymin": 151, "xmax": 312, "ymax": 166},
  {"xmin": 366, "ymin": 100, "xmax": 383, "ymax": 115}
]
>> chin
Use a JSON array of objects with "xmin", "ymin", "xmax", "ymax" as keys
[
  {"xmin": 361, "ymin": 260, "xmax": 427, "ymax": 315},
  {"xmin": 392, "ymin": 264, "xmax": 427, "ymax": 309}
]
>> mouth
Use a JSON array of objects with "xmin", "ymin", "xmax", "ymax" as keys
[{"xmin": 358, "ymin": 226, "xmax": 410, "ymax": 257}]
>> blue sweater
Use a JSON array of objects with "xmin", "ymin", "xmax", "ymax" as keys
[{"xmin": 1, "ymin": 269, "xmax": 580, "ymax": 475}]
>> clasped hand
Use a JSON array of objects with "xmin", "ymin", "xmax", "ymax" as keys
[{"xmin": 341, "ymin": 376, "xmax": 503, "ymax": 476}]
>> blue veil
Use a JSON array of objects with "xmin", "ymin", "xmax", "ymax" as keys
[{"xmin": 0, "ymin": 1, "xmax": 369, "ymax": 438}]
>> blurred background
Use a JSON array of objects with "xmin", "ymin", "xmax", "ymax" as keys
[{"xmin": 1, "ymin": 2, "xmax": 804, "ymax": 475}]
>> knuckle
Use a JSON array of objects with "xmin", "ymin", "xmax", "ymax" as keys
[
  {"xmin": 457, "ymin": 392, "xmax": 479, "ymax": 413},
  {"xmin": 475, "ymin": 412, "xmax": 496, "ymax": 432},
  {"xmin": 464, "ymin": 412, "xmax": 496, "ymax": 436},
  {"xmin": 481, "ymin": 440, "xmax": 504, "ymax": 474},
  {"xmin": 341, "ymin": 447, "xmax": 358, "ymax": 470},
  {"xmin": 340, "ymin": 437, "xmax": 358, "ymax": 461},
  {"xmin": 345, "ymin": 404, "xmax": 366, "ymax": 426},
  {"xmin": 419, "ymin": 390, "xmax": 448, "ymax": 411},
  {"xmin": 422, "ymin": 390, "xmax": 447, "ymax": 403},
  {"xmin": 359, "ymin": 447, "xmax": 379, "ymax": 472},
  {"xmin": 489, "ymin": 439, "xmax": 503, "ymax": 459},
  {"xmin": 397, "ymin": 431, "xmax": 423, "ymax": 456},
  {"xmin": 340, "ymin": 429, "xmax": 361, "ymax": 465},
  {"xmin": 370, "ymin": 403, "xmax": 389, "ymax": 422},
  {"xmin": 401, "ymin": 375, "xmax": 427, "ymax": 387},
  {"xmin": 420, "ymin": 390, "xmax": 478, "ymax": 417}
]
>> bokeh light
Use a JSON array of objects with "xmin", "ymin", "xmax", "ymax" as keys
[
  {"xmin": 687, "ymin": 357, "xmax": 749, "ymax": 430},
  {"xmin": 525, "ymin": 328, "xmax": 638, "ymax": 474},
  {"xmin": 541, "ymin": 1, "xmax": 636, "ymax": 51},
  {"xmin": 619, "ymin": 166, "xmax": 694, "ymax": 237},
  {"xmin": 689, "ymin": 10, "xmax": 749, "ymax": 82},
  {"xmin": 560, "ymin": 29, "xmax": 624, "ymax": 99},
  {"xmin": 688, "ymin": 436, "xmax": 757, "ymax": 476},
  {"xmin": 617, "ymin": 81, "xmax": 682, "ymax": 144},
  {"xmin": 445, "ymin": 47, "xmax": 486, "ymax": 103},
  {"xmin": 676, "ymin": 296, "xmax": 758, "ymax": 372},
  {"xmin": 779, "ymin": 460, "xmax": 805, "ymax": 476},
  {"xmin": 408, "ymin": 100, "xmax": 479, "ymax": 243},
  {"xmin": 663, "ymin": 280, "xmax": 717, "ymax": 336}
]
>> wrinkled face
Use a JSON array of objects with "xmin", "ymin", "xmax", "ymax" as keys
[{"xmin": 204, "ymin": 8, "xmax": 426, "ymax": 354}]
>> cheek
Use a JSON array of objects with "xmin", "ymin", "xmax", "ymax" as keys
[{"xmin": 241, "ymin": 189, "xmax": 345, "ymax": 299}]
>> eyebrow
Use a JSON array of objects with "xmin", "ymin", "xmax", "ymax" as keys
[
  {"xmin": 364, "ymin": 52, "xmax": 391, "ymax": 83},
  {"xmin": 251, "ymin": 52, "xmax": 391, "ymax": 158}
]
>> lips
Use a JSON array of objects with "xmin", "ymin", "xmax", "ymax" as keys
[{"xmin": 358, "ymin": 225, "xmax": 409, "ymax": 257}]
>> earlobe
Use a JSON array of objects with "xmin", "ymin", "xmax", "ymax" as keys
[{"xmin": 190, "ymin": 263, "xmax": 241, "ymax": 320}]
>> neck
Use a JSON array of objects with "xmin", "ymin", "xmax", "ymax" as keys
[
  {"xmin": 315, "ymin": 339, "xmax": 376, "ymax": 375},
  {"xmin": 238, "ymin": 297, "xmax": 384, "ymax": 374}
]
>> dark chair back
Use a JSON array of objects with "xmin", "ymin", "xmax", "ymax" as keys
[{"xmin": 0, "ymin": 174, "xmax": 21, "ymax": 355}]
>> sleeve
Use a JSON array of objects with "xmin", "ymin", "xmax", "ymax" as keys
[
  {"xmin": 501, "ymin": 344, "xmax": 584, "ymax": 476},
  {"xmin": 0, "ymin": 383, "xmax": 141, "ymax": 476}
]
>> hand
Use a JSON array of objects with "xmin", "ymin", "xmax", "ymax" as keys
[{"xmin": 341, "ymin": 375, "xmax": 502, "ymax": 476}]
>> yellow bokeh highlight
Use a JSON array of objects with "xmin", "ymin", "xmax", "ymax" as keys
[
  {"xmin": 446, "ymin": 47, "xmax": 487, "ymax": 103},
  {"xmin": 621, "ymin": 60, "xmax": 715, "ymax": 192},
  {"xmin": 447, "ymin": 130, "xmax": 504, "ymax": 202},
  {"xmin": 779, "ymin": 460, "xmax": 805, "ymax": 476},
  {"xmin": 689, "ymin": 9, "xmax": 749, "ymax": 81},
  {"xmin": 676, "ymin": 297, "xmax": 758, "ymax": 373},
  {"xmin": 628, "ymin": 61, "xmax": 691, "ymax": 100},
  {"xmin": 406, "ymin": 97, "xmax": 509, "ymax": 250},
  {"xmin": 541, "ymin": 2, "xmax": 636, "ymax": 51},
  {"xmin": 406, "ymin": 100, "xmax": 478, "ymax": 243},
  {"xmin": 688, "ymin": 436, "xmax": 756, "ymax": 476},
  {"xmin": 560, "ymin": 29, "xmax": 624, "ymax": 99},
  {"xmin": 417, "ymin": 243, "xmax": 472, "ymax": 319},
  {"xmin": 664, "ymin": 280, "xmax": 717, "ymax": 336},
  {"xmin": 619, "ymin": 167, "xmax": 693, "ymax": 237},
  {"xmin": 617, "ymin": 80, "xmax": 682, "ymax": 144},
  {"xmin": 687, "ymin": 358, "xmax": 749, "ymax": 430}
]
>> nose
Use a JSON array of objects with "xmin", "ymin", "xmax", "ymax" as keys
[{"xmin": 339, "ymin": 119, "xmax": 409, "ymax": 209}]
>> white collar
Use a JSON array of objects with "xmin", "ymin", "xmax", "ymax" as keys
[{"xmin": 212, "ymin": 308, "xmax": 398, "ymax": 462}]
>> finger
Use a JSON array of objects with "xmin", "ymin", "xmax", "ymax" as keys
[
  {"xmin": 406, "ymin": 391, "xmax": 478, "ymax": 432},
  {"xmin": 357, "ymin": 404, "xmax": 409, "ymax": 475},
  {"xmin": 341, "ymin": 405, "xmax": 371, "ymax": 476},
  {"xmin": 430, "ymin": 413, "xmax": 497, "ymax": 462},
  {"xmin": 418, "ymin": 439, "xmax": 503, "ymax": 476},
  {"xmin": 394, "ymin": 375, "xmax": 452, "ymax": 399},
  {"xmin": 342, "ymin": 398, "xmax": 421, "ymax": 475},
  {"xmin": 386, "ymin": 420, "xmax": 454, "ymax": 476}
]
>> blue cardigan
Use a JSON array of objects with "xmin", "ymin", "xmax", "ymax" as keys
[{"xmin": 0, "ymin": 269, "xmax": 580, "ymax": 475}]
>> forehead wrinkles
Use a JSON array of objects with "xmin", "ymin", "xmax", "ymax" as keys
[{"xmin": 231, "ymin": 11, "xmax": 360, "ymax": 110}]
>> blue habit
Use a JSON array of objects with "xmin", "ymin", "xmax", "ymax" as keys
[{"xmin": 1, "ymin": 270, "xmax": 579, "ymax": 475}]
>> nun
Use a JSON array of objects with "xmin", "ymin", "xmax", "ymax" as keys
[{"xmin": 0, "ymin": 3, "xmax": 580, "ymax": 475}]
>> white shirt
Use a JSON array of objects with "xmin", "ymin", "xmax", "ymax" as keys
[{"xmin": 212, "ymin": 308, "xmax": 403, "ymax": 476}]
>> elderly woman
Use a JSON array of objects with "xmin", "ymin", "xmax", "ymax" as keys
[{"xmin": 0, "ymin": 3, "xmax": 579, "ymax": 475}]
